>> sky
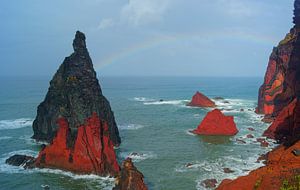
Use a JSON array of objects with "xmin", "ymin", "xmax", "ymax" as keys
[{"xmin": 0, "ymin": 0, "xmax": 294, "ymax": 77}]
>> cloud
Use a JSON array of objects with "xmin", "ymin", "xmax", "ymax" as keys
[
  {"xmin": 98, "ymin": 18, "xmax": 115, "ymax": 29},
  {"xmin": 120, "ymin": 0, "xmax": 170, "ymax": 26}
]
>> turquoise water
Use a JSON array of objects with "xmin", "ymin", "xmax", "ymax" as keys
[{"xmin": 0, "ymin": 76, "xmax": 275, "ymax": 190}]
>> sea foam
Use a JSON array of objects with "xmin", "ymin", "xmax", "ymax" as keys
[{"xmin": 0, "ymin": 118, "xmax": 33, "ymax": 130}]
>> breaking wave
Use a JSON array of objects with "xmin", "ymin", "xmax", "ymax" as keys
[{"xmin": 0, "ymin": 118, "xmax": 33, "ymax": 130}]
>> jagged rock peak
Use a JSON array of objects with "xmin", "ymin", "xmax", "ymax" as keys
[
  {"xmin": 294, "ymin": 0, "xmax": 300, "ymax": 26},
  {"xmin": 73, "ymin": 31, "xmax": 87, "ymax": 54}
]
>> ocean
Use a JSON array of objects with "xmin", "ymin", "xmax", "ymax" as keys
[{"xmin": 0, "ymin": 76, "xmax": 275, "ymax": 190}]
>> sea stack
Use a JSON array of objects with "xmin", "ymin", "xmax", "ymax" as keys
[
  {"xmin": 27, "ymin": 31, "xmax": 119, "ymax": 175},
  {"xmin": 32, "ymin": 31, "xmax": 120, "ymax": 146},
  {"xmin": 187, "ymin": 91, "xmax": 216, "ymax": 108},
  {"xmin": 192, "ymin": 109, "xmax": 238, "ymax": 136},
  {"xmin": 217, "ymin": 1, "xmax": 300, "ymax": 189}
]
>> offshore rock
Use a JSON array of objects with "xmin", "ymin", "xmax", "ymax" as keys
[
  {"xmin": 35, "ymin": 113, "xmax": 120, "ymax": 176},
  {"xmin": 5, "ymin": 154, "xmax": 35, "ymax": 169},
  {"xmin": 192, "ymin": 109, "xmax": 238, "ymax": 136},
  {"xmin": 113, "ymin": 158, "xmax": 148, "ymax": 190},
  {"xmin": 187, "ymin": 91, "xmax": 216, "ymax": 108},
  {"xmin": 32, "ymin": 31, "xmax": 120, "ymax": 146}
]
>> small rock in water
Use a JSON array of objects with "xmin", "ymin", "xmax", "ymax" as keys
[
  {"xmin": 236, "ymin": 138, "xmax": 246, "ymax": 144},
  {"xmin": 223, "ymin": 101, "xmax": 230, "ymax": 104},
  {"xmin": 201, "ymin": 179, "xmax": 217, "ymax": 188},
  {"xmin": 186, "ymin": 163, "xmax": 193, "ymax": 168},
  {"xmin": 246, "ymin": 134, "xmax": 254, "ymax": 138},
  {"xmin": 256, "ymin": 138, "xmax": 265, "ymax": 143},
  {"xmin": 256, "ymin": 154, "xmax": 267, "ymax": 164},
  {"xmin": 292, "ymin": 149, "xmax": 300, "ymax": 156},
  {"xmin": 159, "ymin": 99, "xmax": 164, "ymax": 102},
  {"xmin": 5, "ymin": 154, "xmax": 35, "ymax": 169},
  {"xmin": 214, "ymin": 97, "xmax": 224, "ymax": 100},
  {"xmin": 248, "ymin": 128, "xmax": 255, "ymax": 131},
  {"xmin": 41, "ymin": 185, "xmax": 50, "ymax": 190},
  {"xmin": 223, "ymin": 168, "xmax": 234, "ymax": 173},
  {"xmin": 260, "ymin": 140, "xmax": 269, "ymax": 147},
  {"xmin": 130, "ymin": 152, "xmax": 139, "ymax": 156},
  {"xmin": 240, "ymin": 109, "xmax": 244, "ymax": 112}
]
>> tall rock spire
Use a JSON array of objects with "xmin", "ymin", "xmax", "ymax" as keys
[
  {"xmin": 294, "ymin": 0, "xmax": 300, "ymax": 26},
  {"xmin": 32, "ymin": 31, "xmax": 121, "ymax": 146}
]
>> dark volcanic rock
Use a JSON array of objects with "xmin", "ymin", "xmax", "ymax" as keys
[
  {"xmin": 223, "ymin": 168, "xmax": 234, "ymax": 173},
  {"xmin": 32, "ymin": 31, "xmax": 120, "ymax": 146},
  {"xmin": 113, "ymin": 158, "xmax": 148, "ymax": 190},
  {"xmin": 201, "ymin": 179, "xmax": 218, "ymax": 188},
  {"xmin": 6, "ymin": 154, "xmax": 35, "ymax": 169}
]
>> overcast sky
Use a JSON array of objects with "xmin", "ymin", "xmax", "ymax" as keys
[{"xmin": 0, "ymin": 0, "xmax": 294, "ymax": 77}]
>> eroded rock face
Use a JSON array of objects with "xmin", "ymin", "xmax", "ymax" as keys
[
  {"xmin": 32, "ymin": 31, "xmax": 120, "ymax": 146},
  {"xmin": 216, "ymin": 141, "xmax": 300, "ymax": 190},
  {"xmin": 256, "ymin": 30, "xmax": 296, "ymax": 117},
  {"xmin": 263, "ymin": 99, "xmax": 300, "ymax": 145},
  {"xmin": 34, "ymin": 113, "xmax": 120, "ymax": 176},
  {"xmin": 192, "ymin": 109, "xmax": 238, "ymax": 136},
  {"xmin": 187, "ymin": 91, "xmax": 216, "ymax": 108},
  {"xmin": 113, "ymin": 158, "xmax": 148, "ymax": 190}
]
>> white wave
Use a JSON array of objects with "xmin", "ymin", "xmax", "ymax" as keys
[
  {"xmin": 120, "ymin": 151, "xmax": 156, "ymax": 162},
  {"xmin": 143, "ymin": 100, "xmax": 189, "ymax": 105},
  {"xmin": 0, "ymin": 136, "xmax": 12, "ymax": 140},
  {"xmin": 0, "ymin": 118, "xmax": 33, "ymax": 130},
  {"xmin": 19, "ymin": 135, "xmax": 49, "ymax": 146},
  {"xmin": 118, "ymin": 124, "xmax": 145, "ymax": 130},
  {"xmin": 185, "ymin": 129, "xmax": 196, "ymax": 136},
  {"xmin": 133, "ymin": 97, "xmax": 155, "ymax": 102},
  {"xmin": 0, "ymin": 150, "xmax": 115, "ymax": 189}
]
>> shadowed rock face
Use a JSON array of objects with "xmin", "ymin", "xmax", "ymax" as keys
[
  {"xmin": 113, "ymin": 158, "xmax": 148, "ymax": 190},
  {"xmin": 32, "ymin": 31, "xmax": 120, "ymax": 146}
]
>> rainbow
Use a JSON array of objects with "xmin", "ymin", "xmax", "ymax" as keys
[{"xmin": 95, "ymin": 31, "xmax": 278, "ymax": 70}]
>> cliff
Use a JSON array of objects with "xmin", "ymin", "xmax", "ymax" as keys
[
  {"xmin": 218, "ymin": 1, "xmax": 300, "ymax": 189},
  {"xmin": 32, "ymin": 31, "xmax": 120, "ymax": 146},
  {"xmin": 217, "ymin": 141, "xmax": 300, "ymax": 190}
]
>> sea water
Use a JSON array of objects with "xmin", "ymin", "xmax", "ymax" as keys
[{"xmin": 0, "ymin": 76, "xmax": 275, "ymax": 190}]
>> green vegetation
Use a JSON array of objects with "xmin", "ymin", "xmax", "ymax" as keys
[
  {"xmin": 279, "ymin": 33, "xmax": 294, "ymax": 46},
  {"xmin": 280, "ymin": 175, "xmax": 300, "ymax": 190},
  {"xmin": 254, "ymin": 178, "xmax": 262, "ymax": 190}
]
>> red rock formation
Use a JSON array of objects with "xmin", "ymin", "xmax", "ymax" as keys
[
  {"xmin": 187, "ymin": 91, "xmax": 216, "ymax": 107},
  {"xmin": 263, "ymin": 99, "xmax": 300, "ymax": 143},
  {"xmin": 217, "ymin": 141, "xmax": 300, "ymax": 190},
  {"xmin": 256, "ymin": 29, "xmax": 296, "ymax": 118},
  {"xmin": 192, "ymin": 109, "xmax": 238, "ymax": 136},
  {"xmin": 35, "ymin": 113, "xmax": 120, "ymax": 176},
  {"xmin": 217, "ymin": 1, "xmax": 300, "ymax": 189},
  {"xmin": 113, "ymin": 158, "xmax": 148, "ymax": 190}
]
